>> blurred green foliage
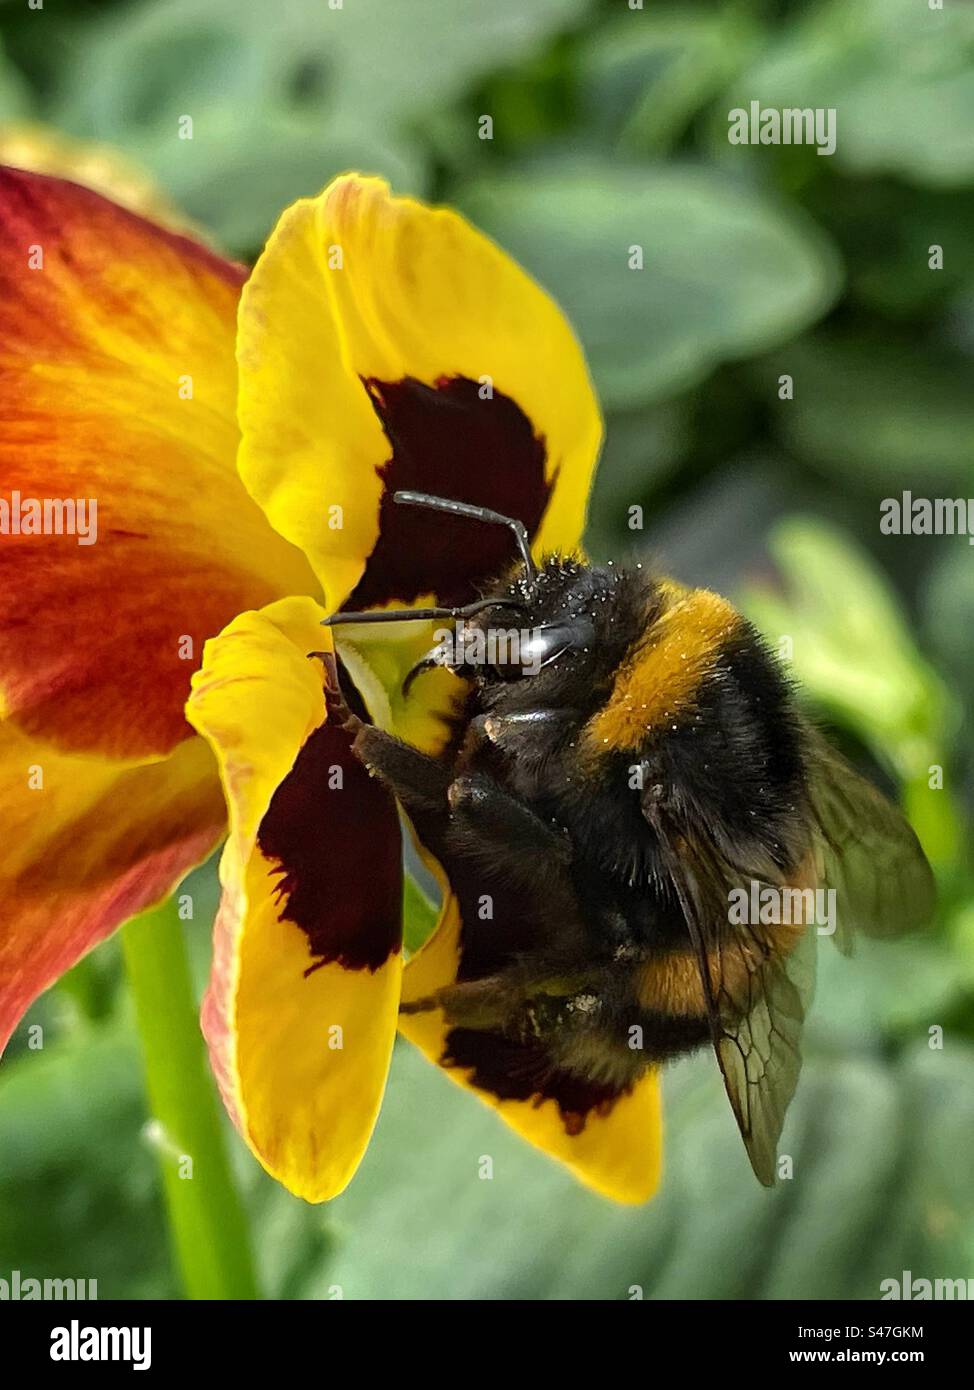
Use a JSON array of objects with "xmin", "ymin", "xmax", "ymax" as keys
[{"xmin": 0, "ymin": 0, "xmax": 971, "ymax": 1300}]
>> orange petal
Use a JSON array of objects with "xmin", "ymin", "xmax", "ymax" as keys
[
  {"xmin": 0, "ymin": 724, "xmax": 224, "ymax": 1052},
  {"xmin": 187, "ymin": 597, "xmax": 403, "ymax": 1201},
  {"xmin": 0, "ymin": 123, "xmax": 201, "ymax": 235},
  {"xmin": 0, "ymin": 168, "xmax": 316, "ymax": 760},
  {"xmin": 236, "ymin": 173, "xmax": 602, "ymax": 613}
]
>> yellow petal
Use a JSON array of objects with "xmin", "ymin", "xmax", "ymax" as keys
[
  {"xmin": 236, "ymin": 173, "xmax": 602, "ymax": 611},
  {"xmin": 333, "ymin": 604, "xmax": 468, "ymax": 758},
  {"xmin": 186, "ymin": 596, "xmax": 403, "ymax": 1201}
]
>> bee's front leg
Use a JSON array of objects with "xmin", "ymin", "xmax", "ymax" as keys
[
  {"xmin": 352, "ymin": 723, "xmax": 454, "ymax": 815},
  {"xmin": 340, "ymin": 722, "xmax": 452, "ymax": 817},
  {"xmin": 446, "ymin": 773, "xmax": 573, "ymax": 875},
  {"xmin": 319, "ymin": 671, "xmax": 454, "ymax": 815},
  {"xmin": 462, "ymin": 707, "xmax": 575, "ymax": 757}
]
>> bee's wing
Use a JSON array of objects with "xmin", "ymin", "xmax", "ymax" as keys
[
  {"xmin": 652, "ymin": 826, "xmax": 816, "ymax": 1186},
  {"xmin": 804, "ymin": 727, "xmax": 936, "ymax": 951},
  {"xmin": 642, "ymin": 730, "xmax": 934, "ymax": 1185},
  {"xmin": 711, "ymin": 914, "xmax": 816, "ymax": 1186}
]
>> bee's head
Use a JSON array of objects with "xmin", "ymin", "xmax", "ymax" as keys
[
  {"xmin": 321, "ymin": 492, "xmax": 656, "ymax": 715},
  {"xmin": 459, "ymin": 556, "xmax": 655, "ymax": 716}
]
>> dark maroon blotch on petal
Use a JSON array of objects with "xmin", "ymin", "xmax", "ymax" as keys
[
  {"xmin": 442, "ymin": 1027, "xmax": 622, "ymax": 1135},
  {"xmin": 346, "ymin": 375, "xmax": 550, "ymax": 611},
  {"xmin": 256, "ymin": 700, "xmax": 402, "ymax": 973}
]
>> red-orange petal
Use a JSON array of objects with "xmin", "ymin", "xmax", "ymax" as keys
[
  {"xmin": 0, "ymin": 168, "xmax": 316, "ymax": 761},
  {"xmin": 0, "ymin": 723, "xmax": 225, "ymax": 1052}
]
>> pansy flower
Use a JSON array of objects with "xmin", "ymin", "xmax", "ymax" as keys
[{"xmin": 0, "ymin": 168, "xmax": 661, "ymax": 1204}]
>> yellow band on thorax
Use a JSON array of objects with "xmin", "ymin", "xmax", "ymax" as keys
[{"xmin": 582, "ymin": 581, "xmax": 741, "ymax": 755}]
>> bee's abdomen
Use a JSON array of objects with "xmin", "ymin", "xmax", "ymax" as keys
[{"xmin": 626, "ymin": 1008, "xmax": 712, "ymax": 1063}]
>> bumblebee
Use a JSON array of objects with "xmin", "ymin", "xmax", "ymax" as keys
[{"xmin": 324, "ymin": 491, "xmax": 935, "ymax": 1185}]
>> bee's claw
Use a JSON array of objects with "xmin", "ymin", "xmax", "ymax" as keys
[
  {"xmin": 320, "ymin": 676, "xmax": 364, "ymax": 738},
  {"xmin": 306, "ymin": 651, "xmax": 360, "ymax": 730}
]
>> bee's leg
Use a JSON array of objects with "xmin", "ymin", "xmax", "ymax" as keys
[
  {"xmin": 318, "ymin": 665, "xmax": 453, "ymax": 814},
  {"xmin": 354, "ymin": 724, "xmax": 454, "ymax": 815},
  {"xmin": 400, "ymin": 973, "xmax": 521, "ymax": 1028},
  {"xmin": 401, "ymin": 969, "xmax": 591, "ymax": 1029},
  {"xmin": 447, "ymin": 773, "xmax": 572, "ymax": 872},
  {"xmin": 462, "ymin": 707, "xmax": 575, "ymax": 756}
]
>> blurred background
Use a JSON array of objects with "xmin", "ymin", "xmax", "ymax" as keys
[{"xmin": 0, "ymin": 0, "xmax": 972, "ymax": 1299}]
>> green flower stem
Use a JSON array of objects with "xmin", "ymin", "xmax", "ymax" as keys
[{"xmin": 122, "ymin": 900, "xmax": 259, "ymax": 1301}]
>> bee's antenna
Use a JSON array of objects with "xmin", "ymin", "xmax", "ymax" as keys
[
  {"xmin": 321, "ymin": 596, "xmax": 528, "ymax": 628},
  {"xmin": 321, "ymin": 492, "xmax": 538, "ymax": 629},
  {"xmin": 392, "ymin": 490, "xmax": 537, "ymax": 581}
]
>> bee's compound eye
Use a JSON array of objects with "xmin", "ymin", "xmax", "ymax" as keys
[{"xmin": 488, "ymin": 622, "xmax": 583, "ymax": 681}]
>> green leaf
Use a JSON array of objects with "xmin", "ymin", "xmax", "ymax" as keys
[
  {"xmin": 584, "ymin": 401, "xmax": 690, "ymax": 557},
  {"xmin": 52, "ymin": 0, "xmax": 428, "ymax": 253},
  {"xmin": 763, "ymin": 335, "xmax": 974, "ymax": 486},
  {"xmin": 740, "ymin": 518, "xmax": 956, "ymax": 774},
  {"xmin": 811, "ymin": 935, "xmax": 965, "ymax": 1045},
  {"xmin": 318, "ymin": 1033, "xmax": 974, "ymax": 1298},
  {"xmin": 740, "ymin": 518, "xmax": 964, "ymax": 867},
  {"xmin": 0, "ymin": 973, "xmax": 347, "ymax": 1302},
  {"xmin": 121, "ymin": 903, "xmax": 258, "ymax": 1300},
  {"xmin": 829, "ymin": 186, "xmax": 974, "ymax": 319},
  {"xmin": 47, "ymin": 0, "xmax": 595, "ymax": 253},
  {"xmin": 171, "ymin": 117, "xmax": 427, "ymax": 258},
  {"xmin": 0, "ymin": 37, "xmax": 31, "ymax": 121},
  {"xmin": 0, "ymin": 1024, "xmax": 177, "ymax": 1299},
  {"xmin": 720, "ymin": 0, "xmax": 974, "ymax": 188},
  {"xmin": 318, "ymin": 0, "xmax": 595, "ymax": 128},
  {"xmin": 4, "ymin": 950, "xmax": 970, "ymax": 1300},
  {"xmin": 58, "ymin": 0, "xmax": 596, "ymax": 133},
  {"xmin": 456, "ymin": 162, "xmax": 841, "ymax": 409},
  {"xmin": 578, "ymin": 6, "xmax": 761, "ymax": 155},
  {"xmin": 403, "ymin": 873, "xmax": 439, "ymax": 954},
  {"xmin": 922, "ymin": 540, "xmax": 974, "ymax": 706}
]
